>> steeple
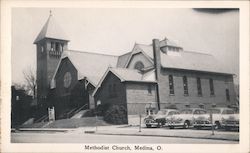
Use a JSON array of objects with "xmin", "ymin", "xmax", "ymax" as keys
[
  {"xmin": 35, "ymin": 11, "xmax": 69, "ymax": 103},
  {"xmin": 34, "ymin": 11, "xmax": 69, "ymax": 44}
]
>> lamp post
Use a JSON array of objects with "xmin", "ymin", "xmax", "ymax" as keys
[{"xmin": 139, "ymin": 114, "xmax": 142, "ymax": 132}]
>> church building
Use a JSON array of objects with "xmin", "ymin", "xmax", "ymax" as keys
[{"xmin": 34, "ymin": 14, "xmax": 237, "ymax": 122}]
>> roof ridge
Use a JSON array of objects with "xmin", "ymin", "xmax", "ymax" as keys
[
  {"xmin": 111, "ymin": 67, "xmax": 140, "ymax": 72},
  {"xmin": 119, "ymin": 51, "xmax": 132, "ymax": 57},
  {"xmin": 137, "ymin": 43, "xmax": 152, "ymax": 46},
  {"xmin": 66, "ymin": 50, "xmax": 119, "ymax": 57}
]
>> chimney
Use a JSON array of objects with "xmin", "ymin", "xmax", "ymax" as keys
[{"xmin": 152, "ymin": 39, "xmax": 161, "ymax": 110}]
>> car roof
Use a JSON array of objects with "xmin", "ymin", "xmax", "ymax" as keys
[
  {"xmin": 209, "ymin": 107, "xmax": 233, "ymax": 111},
  {"xmin": 160, "ymin": 109, "xmax": 177, "ymax": 111},
  {"xmin": 181, "ymin": 108, "xmax": 206, "ymax": 111}
]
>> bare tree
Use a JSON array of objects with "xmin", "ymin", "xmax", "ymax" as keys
[{"xmin": 23, "ymin": 66, "xmax": 37, "ymax": 98}]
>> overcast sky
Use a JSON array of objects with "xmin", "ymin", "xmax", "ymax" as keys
[{"xmin": 11, "ymin": 8, "xmax": 239, "ymax": 84}]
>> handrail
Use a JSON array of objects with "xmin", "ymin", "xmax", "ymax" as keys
[
  {"xmin": 35, "ymin": 115, "xmax": 47, "ymax": 123},
  {"xmin": 67, "ymin": 104, "xmax": 88, "ymax": 118},
  {"xmin": 75, "ymin": 104, "xmax": 88, "ymax": 114},
  {"xmin": 66, "ymin": 108, "xmax": 78, "ymax": 118}
]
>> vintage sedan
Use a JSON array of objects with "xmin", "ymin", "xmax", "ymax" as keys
[
  {"xmin": 166, "ymin": 108, "xmax": 207, "ymax": 129},
  {"xmin": 220, "ymin": 109, "xmax": 239, "ymax": 130},
  {"xmin": 144, "ymin": 109, "xmax": 179, "ymax": 128},
  {"xmin": 193, "ymin": 107, "xmax": 239, "ymax": 130}
]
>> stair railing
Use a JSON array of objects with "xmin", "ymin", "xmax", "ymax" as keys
[{"xmin": 67, "ymin": 104, "xmax": 89, "ymax": 118}]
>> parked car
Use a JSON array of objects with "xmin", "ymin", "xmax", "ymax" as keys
[
  {"xmin": 193, "ymin": 107, "xmax": 239, "ymax": 130},
  {"xmin": 144, "ymin": 109, "xmax": 179, "ymax": 128},
  {"xmin": 166, "ymin": 108, "xmax": 207, "ymax": 129},
  {"xmin": 219, "ymin": 108, "xmax": 239, "ymax": 130}
]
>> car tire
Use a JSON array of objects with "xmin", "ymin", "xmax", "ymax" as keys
[
  {"xmin": 146, "ymin": 124, "xmax": 151, "ymax": 128},
  {"xmin": 183, "ymin": 121, "xmax": 190, "ymax": 129}
]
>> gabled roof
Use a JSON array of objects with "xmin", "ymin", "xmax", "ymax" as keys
[
  {"xmin": 92, "ymin": 68, "xmax": 156, "ymax": 96},
  {"xmin": 136, "ymin": 44, "xmax": 154, "ymax": 59},
  {"xmin": 111, "ymin": 68, "xmax": 155, "ymax": 82},
  {"xmin": 34, "ymin": 14, "xmax": 69, "ymax": 44},
  {"xmin": 117, "ymin": 51, "xmax": 132, "ymax": 68},
  {"xmin": 123, "ymin": 38, "xmax": 183, "ymax": 68},
  {"xmin": 125, "ymin": 40, "xmax": 232, "ymax": 74},
  {"xmin": 51, "ymin": 50, "xmax": 119, "ymax": 88},
  {"xmin": 160, "ymin": 50, "xmax": 232, "ymax": 74},
  {"xmin": 124, "ymin": 43, "xmax": 154, "ymax": 68}
]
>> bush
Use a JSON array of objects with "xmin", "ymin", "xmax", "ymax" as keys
[
  {"xmin": 96, "ymin": 103, "xmax": 111, "ymax": 116},
  {"xmin": 104, "ymin": 105, "xmax": 127, "ymax": 124}
]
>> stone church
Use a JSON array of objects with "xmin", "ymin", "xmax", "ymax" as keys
[{"xmin": 34, "ymin": 14, "xmax": 237, "ymax": 122}]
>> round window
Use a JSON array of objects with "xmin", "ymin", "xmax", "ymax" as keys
[
  {"xmin": 63, "ymin": 72, "xmax": 72, "ymax": 88},
  {"xmin": 134, "ymin": 61, "xmax": 144, "ymax": 70}
]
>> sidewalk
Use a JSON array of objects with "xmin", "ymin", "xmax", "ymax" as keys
[
  {"xmin": 13, "ymin": 125, "xmax": 239, "ymax": 141},
  {"xmin": 12, "ymin": 128, "xmax": 74, "ymax": 132},
  {"xmin": 87, "ymin": 125, "xmax": 239, "ymax": 141}
]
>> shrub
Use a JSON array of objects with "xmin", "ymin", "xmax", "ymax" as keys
[
  {"xmin": 95, "ymin": 103, "xmax": 110, "ymax": 116},
  {"xmin": 104, "ymin": 105, "xmax": 127, "ymax": 124}
]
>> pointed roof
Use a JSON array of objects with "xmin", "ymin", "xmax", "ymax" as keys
[
  {"xmin": 124, "ymin": 39, "xmax": 232, "ymax": 74},
  {"xmin": 50, "ymin": 50, "xmax": 119, "ymax": 88},
  {"xmin": 92, "ymin": 67, "xmax": 156, "ymax": 96},
  {"xmin": 34, "ymin": 13, "xmax": 69, "ymax": 44}
]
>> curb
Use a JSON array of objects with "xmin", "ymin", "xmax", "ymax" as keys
[
  {"xmin": 93, "ymin": 132, "xmax": 239, "ymax": 142},
  {"xmin": 13, "ymin": 128, "xmax": 71, "ymax": 132},
  {"xmin": 84, "ymin": 130, "xmax": 96, "ymax": 133}
]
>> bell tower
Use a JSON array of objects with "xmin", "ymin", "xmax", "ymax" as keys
[{"xmin": 34, "ymin": 11, "xmax": 69, "ymax": 103}]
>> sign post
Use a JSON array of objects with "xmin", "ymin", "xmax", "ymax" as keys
[
  {"xmin": 95, "ymin": 114, "xmax": 98, "ymax": 132},
  {"xmin": 48, "ymin": 107, "xmax": 55, "ymax": 122},
  {"xmin": 139, "ymin": 114, "xmax": 142, "ymax": 132},
  {"xmin": 210, "ymin": 110, "xmax": 214, "ymax": 135}
]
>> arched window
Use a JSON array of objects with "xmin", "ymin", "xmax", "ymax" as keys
[{"xmin": 134, "ymin": 61, "xmax": 144, "ymax": 70}]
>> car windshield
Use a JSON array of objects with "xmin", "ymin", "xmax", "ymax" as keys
[
  {"xmin": 157, "ymin": 110, "xmax": 166, "ymax": 115},
  {"xmin": 194, "ymin": 110, "xmax": 207, "ymax": 114},
  {"xmin": 168, "ymin": 111, "xmax": 179, "ymax": 115},
  {"xmin": 180, "ymin": 109, "xmax": 192, "ymax": 114},
  {"xmin": 222, "ymin": 109, "xmax": 234, "ymax": 114},
  {"xmin": 209, "ymin": 109, "xmax": 221, "ymax": 114}
]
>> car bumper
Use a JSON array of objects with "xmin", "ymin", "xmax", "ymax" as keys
[
  {"xmin": 193, "ymin": 123, "xmax": 213, "ymax": 127},
  {"xmin": 144, "ymin": 120, "xmax": 159, "ymax": 127},
  {"xmin": 145, "ymin": 122, "xmax": 159, "ymax": 126},
  {"xmin": 166, "ymin": 122, "xmax": 184, "ymax": 127},
  {"xmin": 221, "ymin": 123, "xmax": 239, "ymax": 128},
  {"xmin": 193, "ymin": 121, "xmax": 213, "ymax": 127}
]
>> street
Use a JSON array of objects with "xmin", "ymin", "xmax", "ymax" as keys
[{"xmin": 11, "ymin": 131, "xmax": 237, "ymax": 144}]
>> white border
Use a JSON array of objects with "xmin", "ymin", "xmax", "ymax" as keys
[{"xmin": 1, "ymin": 1, "xmax": 249, "ymax": 153}]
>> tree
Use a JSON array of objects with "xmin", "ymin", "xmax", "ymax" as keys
[{"xmin": 23, "ymin": 66, "xmax": 37, "ymax": 98}]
